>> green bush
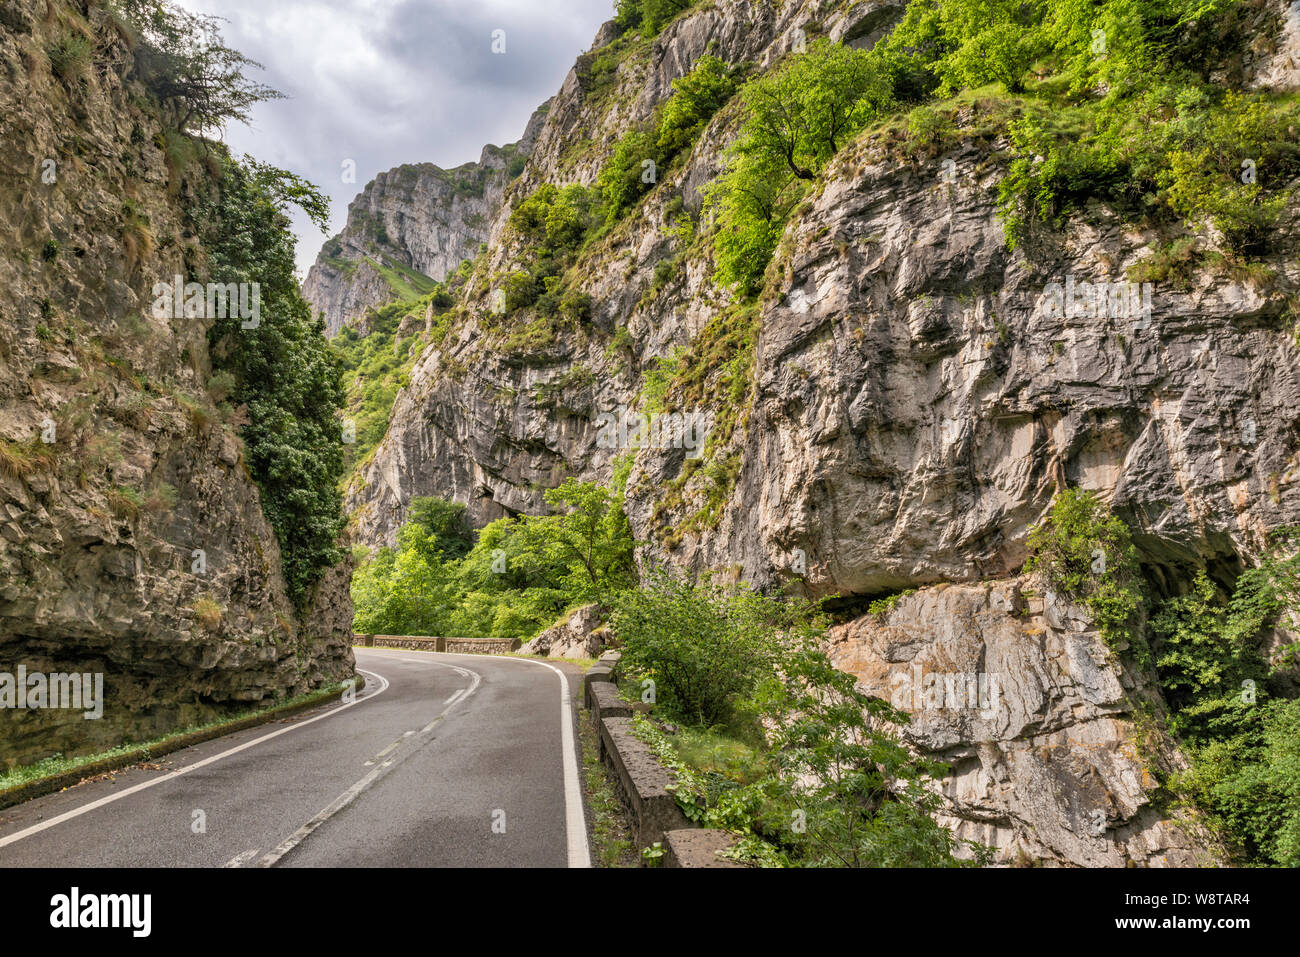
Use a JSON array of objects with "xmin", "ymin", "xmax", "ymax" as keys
[
  {"xmin": 610, "ymin": 572, "xmax": 798, "ymax": 726},
  {"xmin": 1025, "ymin": 488, "xmax": 1146, "ymax": 661},
  {"xmin": 502, "ymin": 270, "xmax": 540, "ymax": 312},
  {"xmin": 1151, "ymin": 571, "xmax": 1267, "ymax": 745},
  {"xmin": 615, "ymin": 0, "xmax": 692, "ymax": 36}
]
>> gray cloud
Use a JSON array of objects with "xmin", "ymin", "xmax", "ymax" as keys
[{"xmin": 178, "ymin": 0, "xmax": 614, "ymax": 272}]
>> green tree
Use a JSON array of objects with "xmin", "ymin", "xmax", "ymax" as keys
[
  {"xmin": 116, "ymin": 0, "xmax": 284, "ymax": 134},
  {"xmin": 739, "ymin": 39, "xmax": 891, "ymax": 183},
  {"xmin": 201, "ymin": 158, "xmax": 344, "ymax": 605},
  {"xmin": 709, "ymin": 39, "xmax": 891, "ymax": 293},
  {"xmin": 657, "ymin": 54, "xmax": 739, "ymax": 156},
  {"xmin": 763, "ymin": 642, "xmax": 970, "ymax": 867},
  {"xmin": 514, "ymin": 479, "xmax": 637, "ymax": 602},
  {"xmin": 406, "ymin": 497, "xmax": 474, "ymax": 561}
]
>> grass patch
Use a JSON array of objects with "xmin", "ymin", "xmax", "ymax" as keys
[{"xmin": 578, "ymin": 708, "xmax": 638, "ymax": 867}]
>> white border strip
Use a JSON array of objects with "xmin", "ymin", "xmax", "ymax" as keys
[
  {"xmin": 372, "ymin": 649, "xmax": 591, "ymax": 869},
  {"xmin": 0, "ymin": 670, "xmax": 390, "ymax": 851}
]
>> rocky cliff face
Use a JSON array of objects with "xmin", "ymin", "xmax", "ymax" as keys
[
  {"xmin": 336, "ymin": 0, "xmax": 1299, "ymax": 864},
  {"xmin": 303, "ymin": 106, "xmax": 548, "ymax": 338},
  {"xmin": 0, "ymin": 0, "xmax": 354, "ymax": 769}
]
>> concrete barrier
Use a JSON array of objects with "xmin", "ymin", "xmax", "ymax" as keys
[
  {"xmin": 583, "ymin": 649, "xmax": 620, "ymax": 707},
  {"xmin": 587, "ymin": 680, "xmax": 633, "ymax": 726},
  {"xmin": 663, "ymin": 828, "xmax": 744, "ymax": 868},
  {"xmin": 598, "ymin": 715, "xmax": 691, "ymax": 849},
  {"xmin": 354, "ymin": 635, "xmax": 521, "ymax": 654}
]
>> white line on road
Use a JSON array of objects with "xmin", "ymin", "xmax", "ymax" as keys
[
  {"xmin": 427, "ymin": 652, "xmax": 591, "ymax": 869},
  {"xmin": 223, "ymin": 848, "xmax": 260, "ymax": 868},
  {"xmin": 0, "ymin": 670, "xmax": 391, "ymax": 851},
  {"xmin": 255, "ymin": 663, "xmax": 482, "ymax": 867}
]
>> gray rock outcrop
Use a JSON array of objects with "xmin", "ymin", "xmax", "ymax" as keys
[
  {"xmin": 333, "ymin": 0, "xmax": 1299, "ymax": 864},
  {"xmin": 0, "ymin": 0, "xmax": 354, "ymax": 768},
  {"xmin": 304, "ymin": 105, "xmax": 549, "ymax": 337}
]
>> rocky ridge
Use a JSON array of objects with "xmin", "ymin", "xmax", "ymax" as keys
[
  {"xmin": 337, "ymin": 0, "xmax": 1299, "ymax": 863},
  {"xmin": 0, "ymin": 0, "xmax": 354, "ymax": 768},
  {"xmin": 303, "ymin": 105, "xmax": 549, "ymax": 337}
]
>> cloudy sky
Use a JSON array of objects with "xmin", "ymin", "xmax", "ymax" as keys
[{"xmin": 178, "ymin": 0, "xmax": 615, "ymax": 273}]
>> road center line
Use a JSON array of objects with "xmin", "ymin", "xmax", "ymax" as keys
[{"xmin": 253, "ymin": 662, "xmax": 481, "ymax": 867}]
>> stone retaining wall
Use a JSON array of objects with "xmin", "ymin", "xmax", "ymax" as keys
[
  {"xmin": 354, "ymin": 635, "xmax": 520, "ymax": 654},
  {"xmin": 585, "ymin": 651, "xmax": 741, "ymax": 867}
]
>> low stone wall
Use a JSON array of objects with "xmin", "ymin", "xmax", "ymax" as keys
[
  {"xmin": 354, "ymin": 635, "xmax": 520, "ymax": 655},
  {"xmin": 587, "ymin": 651, "xmax": 742, "ymax": 867}
]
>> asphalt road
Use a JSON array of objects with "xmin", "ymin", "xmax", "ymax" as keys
[{"xmin": 0, "ymin": 649, "xmax": 590, "ymax": 868}]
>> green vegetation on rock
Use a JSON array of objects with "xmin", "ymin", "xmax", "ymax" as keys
[{"xmin": 200, "ymin": 158, "xmax": 345, "ymax": 606}]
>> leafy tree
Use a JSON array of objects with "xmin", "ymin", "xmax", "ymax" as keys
[
  {"xmin": 597, "ymin": 128, "xmax": 660, "ymax": 223},
  {"xmin": 708, "ymin": 39, "xmax": 890, "ymax": 293},
  {"xmin": 1151, "ymin": 571, "xmax": 1267, "ymax": 744},
  {"xmin": 738, "ymin": 39, "xmax": 891, "ymax": 183},
  {"xmin": 405, "ymin": 497, "xmax": 474, "ymax": 562},
  {"xmin": 514, "ymin": 478, "xmax": 637, "ymax": 602},
  {"xmin": 200, "ymin": 157, "xmax": 344, "ymax": 605},
  {"xmin": 762, "ymin": 642, "xmax": 971, "ymax": 867},
  {"xmin": 115, "ymin": 0, "xmax": 284, "ymax": 134},
  {"xmin": 1147, "ymin": 529, "xmax": 1300, "ymax": 865},
  {"xmin": 657, "ymin": 54, "xmax": 739, "ymax": 156},
  {"xmin": 614, "ymin": 0, "xmax": 692, "ymax": 36}
]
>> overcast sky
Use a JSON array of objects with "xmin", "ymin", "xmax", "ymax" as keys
[{"xmin": 179, "ymin": 0, "xmax": 615, "ymax": 274}]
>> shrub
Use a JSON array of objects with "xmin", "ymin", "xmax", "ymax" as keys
[
  {"xmin": 616, "ymin": 0, "xmax": 692, "ymax": 36},
  {"xmin": 47, "ymin": 32, "xmax": 92, "ymax": 80},
  {"xmin": 761, "ymin": 641, "xmax": 973, "ymax": 867},
  {"xmin": 597, "ymin": 127, "xmax": 659, "ymax": 222},
  {"xmin": 193, "ymin": 597, "xmax": 222, "ymax": 630},
  {"xmin": 1151, "ymin": 571, "xmax": 1266, "ymax": 745},
  {"xmin": 502, "ymin": 270, "xmax": 539, "ymax": 312},
  {"xmin": 1151, "ymin": 530, "xmax": 1300, "ymax": 865},
  {"xmin": 610, "ymin": 572, "xmax": 794, "ymax": 726},
  {"xmin": 1025, "ymin": 488, "xmax": 1146, "ymax": 661}
]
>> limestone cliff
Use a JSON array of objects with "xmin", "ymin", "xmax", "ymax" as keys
[
  {"xmin": 303, "ymin": 106, "xmax": 548, "ymax": 338},
  {"xmin": 335, "ymin": 0, "xmax": 1299, "ymax": 864},
  {"xmin": 0, "ymin": 0, "xmax": 354, "ymax": 768}
]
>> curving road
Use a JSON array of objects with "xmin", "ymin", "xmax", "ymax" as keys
[{"xmin": 0, "ymin": 649, "xmax": 590, "ymax": 868}]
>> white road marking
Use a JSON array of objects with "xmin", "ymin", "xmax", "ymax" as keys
[
  {"xmin": 429, "ymin": 652, "xmax": 591, "ymax": 869},
  {"xmin": 255, "ymin": 662, "xmax": 482, "ymax": 867},
  {"xmin": 222, "ymin": 848, "xmax": 260, "ymax": 868},
  {"xmin": 0, "ymin": 670, "xmax": 391, "ymax": 851}
]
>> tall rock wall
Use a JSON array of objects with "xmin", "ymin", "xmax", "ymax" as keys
[
  {"xmin": 303, "ymin": 106, "xmax": 548, "ymax": 337},
  {"xmin": 0, "ymin": 0, "xmax": 354, "ymax": 769},
  {"xmin": 335, "ymin": 0, "xmax": 1300, "ymax": 863}
]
